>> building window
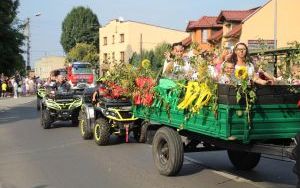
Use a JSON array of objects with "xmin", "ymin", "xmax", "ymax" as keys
[
  {"xmin": 112, "ymin": 52, "xmax": 115, "ymax": 61},
  {"xmin": 112, "ymin": 35, "xmax": 115, "ymax": 44},
  {"xmin": 225, "ymin": 23, "xmax": 232, "ymax": 34},
  {"xmin": 120, "ymin": 34, "xmax": 124, "ymax": 43},
  {"xmin": 201, "ymin": 29, "xmax": 208, "ymax": 43},
  {"xmin": 120, "ymin": 51, "xmax": 125, "ymax": 62},
  {"xmin": 103, "ymin": 37, "xmax": 107, "ymax": 46},
  {"xmin": 103, "ymin": 53, "xmax": 108, "ymax": 63}
]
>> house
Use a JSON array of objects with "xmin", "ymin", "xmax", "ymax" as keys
[
  {"xmin": 185, "ymin": 16, "xmax": 222, "ymax": 51},
  {"xmin": 99, "ymin": 19, "xmax": 189, "ymax": 75},
  {"xmin": 239, "ymin": 0, "xmax": 300, "ymax": 49},
  {"xmin": 34, "ymin": 56, "xmax": 66, "ymax": 79},
  {"xmin": 208, "ymin": 8, "xmax": 258, "ymax": 49}
]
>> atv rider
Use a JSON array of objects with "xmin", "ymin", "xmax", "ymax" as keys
[
  {"xmin": 92, "ymin": 78, "xmax": 108, "ymax": 106},
  {"xmin": 55, "ymin": 74, "xmax": 71, "ymax": 92}
]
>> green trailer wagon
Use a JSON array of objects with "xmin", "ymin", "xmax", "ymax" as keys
[{"xmin": 133, "ymin": 84, "xmax": 300, "ymax": 179}]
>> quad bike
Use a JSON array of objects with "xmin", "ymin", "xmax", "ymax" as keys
[
  {"xmin": 40, "ymin": 89, "xmax": 82, "ymax": 129},
  {"xmin": 78, "ymin": 87, "xmax": 140, "ymax": 145},
  {"xmin": 36, "ymin": 87, "xmax": 46, "ymax": 111}
]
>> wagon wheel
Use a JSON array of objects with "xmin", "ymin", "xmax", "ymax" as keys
[
  {"xmin": 293, "ymin": 133, "xmax": 300, "ymax": 187},
  {"xmin": 152, "ymin": 127, "xmax": 183, "ymax": 176}
]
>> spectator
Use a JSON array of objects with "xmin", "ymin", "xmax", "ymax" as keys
[
  {"xmin": 25, "ymin": 76, "xmax": 29, "ymax": 96},
  {"xmin": 11, "ymin": 78, "xmax": 18, "ymax": 98},
  {"xmin": 0, "ymin": 78, "xmax": 2, "ymax": 97},
  {"xmin": 2, "ymin": 80, "xmax": 7, "ymax": 97}
]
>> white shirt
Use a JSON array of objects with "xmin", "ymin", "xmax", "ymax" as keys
[{"xmin": 162, "ymin": 57, "xmax": 191, "ymax": 75}]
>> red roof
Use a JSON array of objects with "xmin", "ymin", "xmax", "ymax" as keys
[
  {"xmin": 186, "ymin": 16, "xmax": 222, "ymax": 31},
  {"xmin": 224, "ymin": 24, "xmax": 242, "ymax": 38},
  {"xmin": 207, "ymin": 29, "xmax": 223, "ymax": 43},
  {"xmin": 216, "ymin": 8, "xmax": 259, "ymax": 23},
  {"xmin": 181, "ymin": 36, "xmax": 192, "ymax": 47}
]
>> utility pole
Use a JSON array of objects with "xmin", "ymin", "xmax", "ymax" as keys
[
  {"xmin": 140, "ymin": 33, "xmax": 143, "ymax": 56},
  {"xmin": 24, "ymin": 13, "xmax": 41, "ymax": 73},
  {"xmin": 25, "ymin": 17, "xmax": 31, "ymax": 71},
  {"xmin": 273, "ymin": 0, "xmax": 278, "ymax": 76}
]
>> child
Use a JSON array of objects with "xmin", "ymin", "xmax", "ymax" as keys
[
  {"xmin": 1, "ymin": 81, "xmax": 7, "ymax": 97},
  {"xmin": 218, "ymin": 60, "xmax": 235, "ymax": 84},
  {"xmin": 291, "ymin": 64, "xmax": 300, "ymax": 85}
]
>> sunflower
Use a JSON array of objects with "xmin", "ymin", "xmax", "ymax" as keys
[
  {"xmin": 141, "ymin": 59, "xmax": 151, "ymax": 69},
  {"xmin": 235, "ymin": 66, "xmax": 248, "ymax": 80}
]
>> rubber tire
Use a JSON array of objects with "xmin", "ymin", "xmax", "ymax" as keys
[
  {"xmin": 139, "ymin": 121, "xmax": 156, "ymax": 144},
  {"xmin": 293, "ymin": 133, "xmax": 300, "ymax": 188},
  {"xmin": 71, "ymin": 110, "xmax": 80, "ymax": 127},
  {"xmin": 139, "ymin": 121, "xmax": 150, "ymax": 143},
  {"xmin": 41, "ymin": 108, "xmax": 52, "ymax": 129},
  {"xmin": 93, "ymin": 118, "xmax": 110, "ymax": 146},
  {"xmin": 79, "ymin": 111, "xmax": 92, "ymax": 140},
  {"xmin": 132, "ymin": 126, "xmax": 141, "ymax": 142},
  {"xmin": 227, "ymin": 150, "xmax": 261, "ymax": 170},
  {"xmin": 37, "ymin": 97, "xmax": 41, "ymax": 111},
  {"xmin": 152, "ymin": 127, "xmax": 183, "ymax": 176}
]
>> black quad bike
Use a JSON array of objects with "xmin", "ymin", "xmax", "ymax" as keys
[
  {"xmin": 40, "ymin": 90, "xmax": 82, "ymax": 129},
  {"xmin": 78, "ymin": 87, "xmax": 140, "ymax": 145}
]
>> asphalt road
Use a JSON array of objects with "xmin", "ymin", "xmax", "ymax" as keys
[{"xmin": 0, "ymin": 100, "xmax": 298, "ymax": 188}]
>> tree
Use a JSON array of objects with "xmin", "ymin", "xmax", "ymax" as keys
[
  {"xmin": 0, "ymin": 0, "xmax": 25, "ymax": 76},
  {"xmin": 66, "ymin": 43, "xmax": 99, "ymax": 67},
  {"xmin": 60, "ymin": 6, "xmax": 100, "ymax": 53},
  {"xmin": 129, "ymin": 42, "xmax": 172, "ymax": 71}
]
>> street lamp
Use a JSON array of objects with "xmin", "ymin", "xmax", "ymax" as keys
[{"xmin": 24, "ymin": 13, "xmax": 41, "ymax": 71}]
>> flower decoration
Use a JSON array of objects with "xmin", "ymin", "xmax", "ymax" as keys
[
  {"xmin": 235, "ymin": 66, "xmax": 248, "ymax": 80},
  {"xmin": 141, "ymin": 59, "xmax": 151, "ymax": 69}
]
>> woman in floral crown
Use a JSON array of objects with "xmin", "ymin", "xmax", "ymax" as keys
[{"xmin": 230, "ymin": 42, "xmax": 272, "ymax": 85}]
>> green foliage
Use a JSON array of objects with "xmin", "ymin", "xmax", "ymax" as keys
[
  {"xmin": 0, "ymin": 0, "xmax": 25, "ymax": 76},
  {"xmin": 67, "ymin": 43, "xmax": 99, "ymax": 67},
  {"xmin": 60, "ymin": 6, "xmax": 100, "ymax": 53},
  {"xmin": 129, "ymin": 42, "xmax": 172, "ymax": 71}
]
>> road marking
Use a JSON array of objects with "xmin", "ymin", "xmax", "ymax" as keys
[
  {"xmin": 0, "ymin": 116, "xmax": 18, "ymax": 120},
  {"xmin": 184, "ymin": 156, "xmax": 264, "ymax": 188}
]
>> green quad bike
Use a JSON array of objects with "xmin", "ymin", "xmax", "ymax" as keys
[
  {"xmin": 78, "ymin": 88, "xmax": 140, "ymax": 145},
  {"xmin": 40, "ymin": 89, "xmax": 82, "ymax": 129},
  {"xmin": 36, "ymin": 87, "xmax": 46, "ymax": 111}
]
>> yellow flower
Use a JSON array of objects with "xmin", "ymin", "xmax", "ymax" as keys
[
  {"xmin": 235, "ymin": 66, "xmax": 248, "ymax": 80},
  {"xmin": 141, "ymin": 59, "xmax": 151, "ymax": 69}
]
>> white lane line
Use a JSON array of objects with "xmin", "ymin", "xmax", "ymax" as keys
[
  {"xmin": 184, "ymin": 156, "xmax": 264, "ymax": 188},
  {"xmin": 0, "ymin": 116, "xmax": 18, "ymax": 120}
]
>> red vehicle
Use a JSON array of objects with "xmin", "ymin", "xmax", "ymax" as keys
[{"xmin": 67, "ymin": 62, "xmax": 94, "ymax": 89}]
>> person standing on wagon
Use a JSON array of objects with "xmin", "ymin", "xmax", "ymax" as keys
[
  {"xmin": 162, "ymin": 42, "xmax": 192, "ymax": 79},
  {"xmin": 230, "ymin": 42, "xmax": 272, "ymax": 85}
]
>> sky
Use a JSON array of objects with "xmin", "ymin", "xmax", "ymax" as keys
[{"xmin": 18, "ymin": 0, "xmax": 268, "ymax": 68}]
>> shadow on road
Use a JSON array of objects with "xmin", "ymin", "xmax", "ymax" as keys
[
  {"xmin": 0, "ymin": 101, "xmax": 38, "ymax": 125},
  {"xmin": 181, "ymin": 151, "xmax": 297, "ymax": 186}
]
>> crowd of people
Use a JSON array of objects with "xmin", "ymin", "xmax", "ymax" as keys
[
  {"xmin": 162, "ymin": 42, "xmax": 300, "ymax": 85},
  {"xmin": 0, "ymin": 71, "xmax": 43, "ymax": 99},
  {"xmin": 0, "ymin": 68, "xmax": 72, "ymax": 100}
]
